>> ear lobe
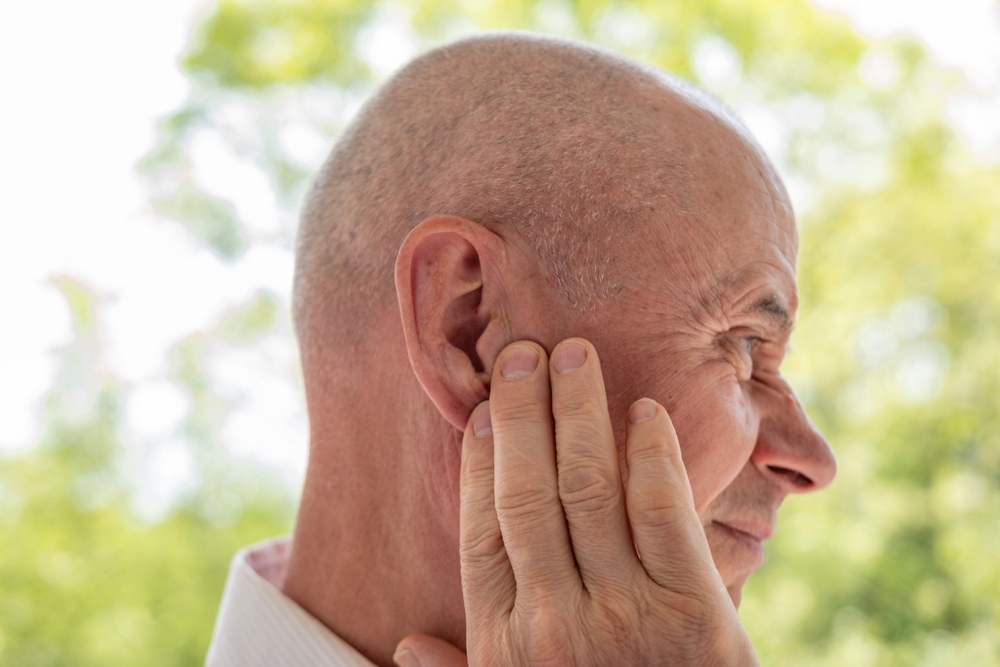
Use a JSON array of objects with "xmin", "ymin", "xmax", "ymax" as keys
[{"xmin": 395, "ymin": 216, "xmax": 503, "ymax": 431}]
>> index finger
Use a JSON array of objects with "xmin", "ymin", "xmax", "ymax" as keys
[{"xmin": 459, "ymin": 401, "xmax": 515, "ymax": 627}]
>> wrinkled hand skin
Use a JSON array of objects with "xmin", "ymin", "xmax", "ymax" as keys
[{"xmin": 395, "ymin": 339, "xmax": 761, "ymax": 667}]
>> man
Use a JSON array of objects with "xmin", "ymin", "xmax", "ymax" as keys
[{"xmin": 207, "ymin": 32, "xmax": 837, "ymax": 667}]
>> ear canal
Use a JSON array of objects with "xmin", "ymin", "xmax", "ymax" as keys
[{"xmin": 443, "ymin": 286, "xmax": 485, "ymax": 373}]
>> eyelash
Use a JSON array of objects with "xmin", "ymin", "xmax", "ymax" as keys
[{"xmin": 740, "ymin": 336, "xmax": 765, "ymax": 355}]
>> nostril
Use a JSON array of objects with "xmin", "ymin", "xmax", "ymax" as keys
[{"xmin": 767, "ymin": 465, "xmax": 812, "ymax": 489}]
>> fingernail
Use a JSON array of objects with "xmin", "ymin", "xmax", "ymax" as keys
[
  {"xmin": 629, "ymin": 398, "xmax": 658, "ymax": 424},
  {"xmin": 500, "ymin": 346, "xmax": 539, "ymax": 379},
  {"xmin": 472, "ymin": 401, "xmax": 492, "ymax": 438},
  {"xmin": 393, "ymin": 648, "xmax": 421, "ymax": 667},
  {"xmin": 552, "ymin": 340, "xmax": 587, "ymax": 374}
]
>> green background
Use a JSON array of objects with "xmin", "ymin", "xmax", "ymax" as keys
[{"xmin": 1, "ymin": 0, "xmax": 998, "ymax": 664}]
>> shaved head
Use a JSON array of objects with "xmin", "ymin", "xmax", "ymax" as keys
[
  {"xmin": 279, "ymin": 33, "xmax": 831, "ymax": 665},
  {"xmin": 293, "ymin": 32, "xmax": 771, "ymax": 356}
]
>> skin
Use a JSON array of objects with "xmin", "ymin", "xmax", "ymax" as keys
[
  {"xmin": 283, "ymin": 68, "xmax": 836, "ymax": 667},
  {"xmin": 410, "ymin": 339, "xmax": 761, "ymax": 667}
]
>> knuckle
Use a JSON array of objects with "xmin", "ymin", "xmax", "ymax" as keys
[
  {"xmin": 628, "ymin": 445, "xmax": 687, "ymax": 490},
  {"xmin": 654, "ymin": 581, "xmax": 717, "ymax": 622},
  {"xmin": 630, "ymin": 501, "xmax": 703, "ymax": 561},
  {"xmin": 644, "ymin": 590, "xmax": 740, "ymax": 665},
  {"xmin": 461, "ymin": 454, "xmax": 495, "ymax": 483},
  {"xmin": 628, "ymin": 469, "xmax": 693, "ymax": 523},
  {"xmin": 495, "ymin": 480, "xmax": 556, "ymax": 517},
  {"xmin": 593, "ymin": 603, "xmax": 641, "ymax": 654},
  {"xmin": 558, "ymin": 462, "xmax": 618, "ymax": 512},
  {"xmin": 630, "ymin": 433, "xmax": 669, "ymax": 459},
  {"xmin": 516, "ymin": 603, "xmax": 577, "ymax": 667},
  {"xmin": 628, "ymin": 483, "xmax": 686, "ymax": 519},
  {"xmin": 630, "ymin": 434, "xmax": 680, "ymax": 468},
  {"xmin": 554, "ymin": 420, "xmax": 608, "ymax": 459},
  {"xmin": 460, "ymin": 466, "xmax": 495, "ymax": 502},
  {"xmin": 490, "ymin": 402, "xmax": 547, "ymax": 432},
  {"xmin": 460, "ymin": 522, "xmax": 506, "ymax": 563},
  {"xmin": 554, "ymin": 392, "xmax": 605, "ymax": 424},
  {"xmin": 664, "ymin": 593, "xmax": 721, "ymax": 640}
]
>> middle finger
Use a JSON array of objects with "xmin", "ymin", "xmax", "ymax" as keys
[
  {"xmin": 549, "ymin": 338, "xmax": 637, "ymax": 590},
  {"xmin": 490, "ymin": 341, "xmax": 579, "ymax": 599}
]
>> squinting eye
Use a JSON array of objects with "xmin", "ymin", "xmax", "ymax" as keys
[{"xmin": 740, "ymin": 336, "xmax": 764, "ymax": 355}]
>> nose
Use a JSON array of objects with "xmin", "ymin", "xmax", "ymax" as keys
[{"xmin": 750, "ymin": 378, "xmax": 837, "ymax": 493}]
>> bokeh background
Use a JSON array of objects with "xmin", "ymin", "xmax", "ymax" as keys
[{"xmin": 2, "ymin": 0, "xmax": 1000, "ymax": 664}]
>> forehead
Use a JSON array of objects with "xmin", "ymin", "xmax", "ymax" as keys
[{"xmin": 626, "ymin": 109, "xmax": 800, "ymax": 321}]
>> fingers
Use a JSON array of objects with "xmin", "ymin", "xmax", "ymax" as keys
[
  {"xmin": 394, "ymin": 635, "xmax": 469, "ymax": 667},
  {"xmin": 490, "ymin": 342, "xmax": 578, "ymax": 597},
  {"xmin": 624, "ymin": 398, "xmax": 719, "ymax": 595},
  {"xmin": 458, "ymin": 401, "xmax": 515, "ymax": 625},
  {"xmin": 548, "ymin": 339, "xmax": 638, "ymax": 589}
]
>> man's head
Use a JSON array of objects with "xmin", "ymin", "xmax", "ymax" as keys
[{"xmin": 286, "ymin": 31, "xmax": 836, "ymax": 660}]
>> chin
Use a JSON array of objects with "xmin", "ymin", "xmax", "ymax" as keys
[
  {"xmin": 706, "ymin": 527, "xmax": 761, "ymax": 611},
  {"xmin": 718, "ymin": 565, "xmax": 755, "ymax": 610},
  {"xmin": 726, "ymin": 583, "xmax": 745, "ymax": 608}
]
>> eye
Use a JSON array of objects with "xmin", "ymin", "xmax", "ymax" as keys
[
  {"xmin": 741, "ymin": 336, "xmax": 764, "ymax": 355},
  {"xmin": 722, "ymin": 331, "xmax": 771, "ymax": 381},
  {"xmin": 731, "ymin": 334, "xmax": 772, "ymax": 382}
]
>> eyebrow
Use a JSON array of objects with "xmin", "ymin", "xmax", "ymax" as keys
[{"xmin": 746, "ymin": 294, "xmax": 793, "ymax": 334}]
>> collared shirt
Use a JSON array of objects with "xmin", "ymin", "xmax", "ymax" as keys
[{"xmin": 206, "ymin": 536, "xmax": 377, "ymax": 667}]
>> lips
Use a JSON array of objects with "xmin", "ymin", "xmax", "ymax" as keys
[
  {"xmin": 713, "ymin": 516, "xmax": 774, "ymax": 542},
  {"xmin": 709, "ymin": 517, "xmax": 773, "ymax": 567}
]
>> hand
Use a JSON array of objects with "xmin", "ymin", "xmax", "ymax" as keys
[{"xmin": 394, "ymin": 338, "xmax": 759, "ymax": 667}]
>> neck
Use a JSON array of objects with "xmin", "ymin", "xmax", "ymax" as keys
[{"xmin": 283, "ymin": 390, "xmax": 465, "ymax": 667}]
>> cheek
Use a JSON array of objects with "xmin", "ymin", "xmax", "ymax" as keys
[
  {"xmin": 592, "ymin": 340, "xmax": 757, "ymax": 513},
  {"xmin": 666, "ymin": 369, "xmax": 758, "ymax": 514}
]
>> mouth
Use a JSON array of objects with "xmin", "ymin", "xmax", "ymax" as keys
[
  {"xmin": 710, "ymin": 518, "xmax": 772, "ymax": 565},
  {"xmin": 714, "ymin": 516, "xmax": 774, "ymax": 542}
]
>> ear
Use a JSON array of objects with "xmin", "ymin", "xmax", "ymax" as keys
[{"xmin": 395, "ymin": 215, "xmax": 508, "ymax": 431}]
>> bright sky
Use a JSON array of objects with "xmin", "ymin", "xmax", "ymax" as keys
[
  {"xmin": 1, "ymin": 0, "xmax": 208, "ymax": 446},
  {"xmin": 2, "ymin": 0, "xmax": 998, "ymax": 511}
]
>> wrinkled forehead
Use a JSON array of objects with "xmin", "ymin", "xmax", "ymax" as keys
[
  {"xmin": 623, "ymin": 95, "xmax": 800, "ymax": 311},
  {"xmin": 646, "ymin": 70, "xmax": 794, "ymax": 225},
  {"xmin": 682, "ymin": 134, "xmax": 799, "ymax": 265}
]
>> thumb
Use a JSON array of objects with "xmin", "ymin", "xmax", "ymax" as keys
[{"xmin": 393, "ymin": 634, "xmax": 469, "ymax": 667}]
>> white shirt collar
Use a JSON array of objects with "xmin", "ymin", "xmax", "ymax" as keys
[{"xmin": 206, "ymin": 536, "xmax": 377, "ymax": 667}]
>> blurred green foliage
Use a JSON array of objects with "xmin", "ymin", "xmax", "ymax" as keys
[
  {"xmin": 153, "ymin": 187, "xmax": 247, "ymax": 259},
  {"xmin": 2, "ymin": 0, "xmax": 999, "ymax": 664},
  {"xmin": 0, "ymin": 279, "xmax": 295, "ymax": 665}
]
